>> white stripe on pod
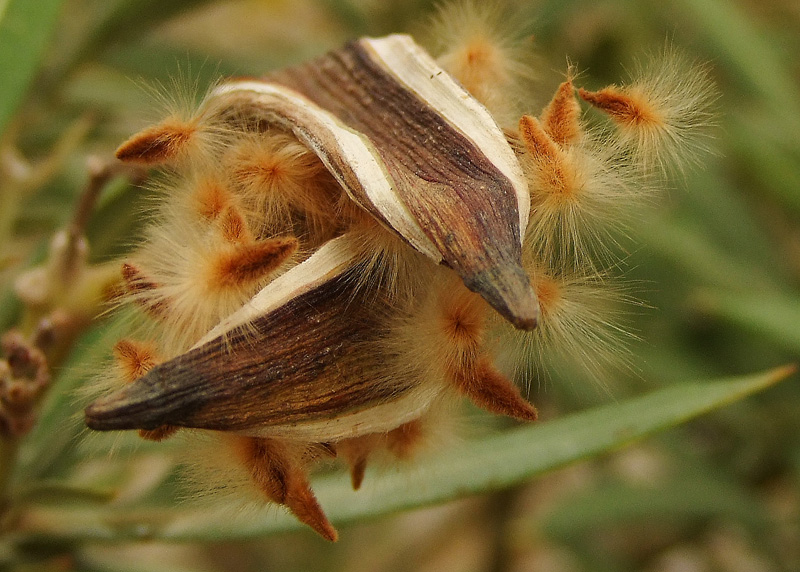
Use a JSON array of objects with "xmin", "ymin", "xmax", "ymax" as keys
[
  {"xmin": 361, "ymin": 34, "xmax": 531, "ymax": 241},
  {"xmin": 193, "ymin": 234, "xmax": 360, "ymax": 348},
  {"xmin": 239, "ymin": 380, "xmax": 441, "ymax": 441},
  {"xmin": 210, "ymin": 80, "xmax": 442, "ymax": 261}
]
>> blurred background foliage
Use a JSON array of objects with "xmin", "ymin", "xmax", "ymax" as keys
[{"xmin": 0, "ymin": 0, "xmax": 799, "ymax": 570}]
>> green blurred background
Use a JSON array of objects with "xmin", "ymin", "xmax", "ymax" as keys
[{"xmin": 1, "ymin": 0, "xmax": 799, "ymax": 570}]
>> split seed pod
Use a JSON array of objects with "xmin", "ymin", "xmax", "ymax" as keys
[
  {"xmin": 86, "ymin": 34, "xmax": 540, "ymax": 540},
  {"xmin": 85, "ymin": 23, "xmax": 715, "ymax": 540}
]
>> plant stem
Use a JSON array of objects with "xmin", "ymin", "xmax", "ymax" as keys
[{"xmin": 0, "ymin": 436, "xmax": 18, "ymax": 519}]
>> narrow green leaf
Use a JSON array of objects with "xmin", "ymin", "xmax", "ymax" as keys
[
  {"xmin": 17, "ymin": 481, "xmax": 116, "ymax": 505},
  {"xmin": 543, "ymin": 476, "xmax": 767, "ymax": 540},
  {"xmin": 727, "ymin": 114, "xmax": 800, "ymax": 216},
  {"xmin": 696, "ymin": 290, "xmax": 800, "ymax": 352},
  {"xmin": 42, "ymin": 0, "xmax": 220, "ymax": 88},
  {"xmin": 667, "ymin": 0, "xmax": 800, "ymax": 121},
  {"xmin": 0, "ymin": 0, "xmax": 64, "ymax": 136},
  {"xmin": 635, "ymin": 215, "xmax": 779, "ymax": 292},
  {"xmin": 13, "ymin": 366, "xmax": 793, "ymax": 543}
]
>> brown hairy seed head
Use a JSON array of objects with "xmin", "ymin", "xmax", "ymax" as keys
[
  {"xmin": 85, "ymin": 14, "xmax": 715, "ymax": 541},
  {"xmin": 115, "ymin": 119, "xmax": 199, "ymax": 165},
  {"xmin": 540, "ymin": 74, "xmax": 582, "ymax": 146}
]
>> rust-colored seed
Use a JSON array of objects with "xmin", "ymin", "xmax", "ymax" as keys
[
  {"xmin": 449, "ymin": 358, "xmax": 538, "ymax": 421},
  {"xmin": 112, "ymin": 339, "xmax": 158, "ymax": 382},
  {"xmin": 339, "ymin": 434, "xmax": 381, "ymax": 490},
  {"xmin": 218, "ymin": 205, "xmax": 252, "ymax": 243},
  {"xmin": 121, "ymin": 263, "xmax": 167, "ymax": 316},
  {"xmin": 237, "ymin": 436, "xmax": 338, "ymax": 541},
  {"xmin": 115, "ymin": 120, "xmax": 197, "ymax": 164},
  {"xmin": 194, "ymin": 179, "xmax": 232, "ymax": 221},
  {"xmin": 578, "ymin": 86, "xmax": 661, "ymax": 127},
  {"xmin": 349, "ymin": 456, "xmax": 368, "ymax": 491},
  {"xmin": 541, "ymin": 79, "xmax": 581, "ymax": 145},
  {"xmin": 210, "ymin": 237, "xmax": 298, "ymax": 289},
  {"xmin": 519, "ymin": 115, "xmax": 575, "ymax": 199},
  {"xmin": 386, "ymin": 419, "xmax": 424, "ymax": 459},
  {"xmin": 519, "ymin": 115, "xmax": 558, "ymax": 160}
]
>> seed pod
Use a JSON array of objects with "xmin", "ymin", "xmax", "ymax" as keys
[
  {"xmin": 86, "ymin": 22, "xmax": 715, "ymax": 541},
  {"xmin": 206, "ymin": 34, "xmax": 538, "ymax": 330}
]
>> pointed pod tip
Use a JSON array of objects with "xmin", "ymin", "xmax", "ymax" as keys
[
  {"xmin": 84, "ymin": 394, "xmax": 130, "ymax": 431},
  {"xmin": 508, "ymin": 305, "xmax": 539, "ymax": 331},
  {"xmin": 465, "ymin": 264, "xmax": 540, "ymax": 331},
  {"xmin": 84, "ymin": 371, "xmax": 172, "ymax": 431}
]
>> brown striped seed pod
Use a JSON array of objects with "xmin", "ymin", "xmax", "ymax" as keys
[{"xmin": 85, "ymin": 23, "xmax": 715, "ymax": 541}]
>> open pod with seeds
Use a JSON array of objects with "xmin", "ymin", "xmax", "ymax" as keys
[{"xmin": 85, "ymin": 15, "xmax": 715, "ymax": 541}]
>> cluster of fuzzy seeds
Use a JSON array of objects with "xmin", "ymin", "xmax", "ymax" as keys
[{"xmin": 87, "ymin": 4, "xmax": 715, "ymax": 541}]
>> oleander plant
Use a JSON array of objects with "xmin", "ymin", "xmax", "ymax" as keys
[{"xmin": 1, "ymin": 0, "xmax": 799, "ymax": 571}]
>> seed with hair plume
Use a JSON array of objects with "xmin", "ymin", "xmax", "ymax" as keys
[
  {"xmin": 449, "ymin": 358, "xmax": 538, "ymax": 421},
  {"xmin": 386, "ymin": 419, "xmax": 424, "ymax": 459},
  {"xmin": 209, "ymin": 236, "xmax": 298, "ymax": 290},
  {"xmin": 235, "ymin": 436, "xmax": 338, "ymax": 542},
  {"xmin": 577, "ymin": 49, "xmax": 716, "ymax": 173},
  {"xmin": 519, "ymin": 114, "xmax": 578, "ymax": 200},
  {"xmin": 338, "ymin": 434, "xmax": 380, "ymax": 490},
  {"xmin": 540, "ymin": 76, "xmax": 582, "ymax": 146},
  {"xmin": 193, "ymin": 177, "xmax": 233, "ymax": 221},
  {"xmin": 121, "ymin": 263, "xmax": 168, "ymax": 317},
  {"xmin": 217, "ymin": 205, "xmax": 252, "ymax": 244},
  {"xmin": 534, "ymin": 274, "xmax": 563, "ymax": 319},
  {"xmin": 113, "ymin": 339, "xmax": 159, "ymax": 382},
  {"xmin": 115, "ymin": 120, "xmax": 198, "ymax": 165}
]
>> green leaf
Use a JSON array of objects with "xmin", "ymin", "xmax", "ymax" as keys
[
  {"xmin": 543, "ymin": 475, "xmax": 767, "ymax": 541},
  {"xmin": 696, "ymin": 290, "xmax": 800, "ymax": 352},
  {"xmin": 667, "ymin": 0, "xmax": 800, "ymax": 121},
  {"xmin": 635, "ymin": 214, "xmax": 778, "ymax": 292},
  {"xmin": 13, "ymin": 366, "xmax": 793, "ymax": 543},
  {"xmin": 41, "ymin": 0, "xmax": 220, "ymax": 88},
  {"xmin": 0, "ymin": 0, "xmax": 64, "ymax": 136}
]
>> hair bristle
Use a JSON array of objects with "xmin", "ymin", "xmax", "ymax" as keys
[
  {"xmin": 233, "ymin": 436, "xmax": 338, "ymax": 542},
  {"xmin": 207, "ymin": 237, "xmax": 298, "ymax": 291},
  {"xmin": 540, "ymin": 74, "xmax": 582, "ymax": 146},
  {"xmin": 518, "ymin": 112, "xmax": 641, "ymax": 267},
  {"xmin": 225, "ymin": 133, "xmax": 336, "ymax": 226},
  {"xmin": 192, "ymin": 175, "xmax": 234, "ymax": 221},
  {"xmin": 579, "ymin": 47, "xmax": 717, "ymax": 176},
  {"xmin": 430, "ymin": 0, "xmax": 533, "ymax": 120},
  {"xmin": 505, "ymin": 266, "xmax": 636, "ymax": 389},
  {"xmin": 343, "ymin": 220, "xmax": 429, "ymax": 303},
  {"xmin": 112, "ymin": 338, "xmax": 160, "ymax": 383}
]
